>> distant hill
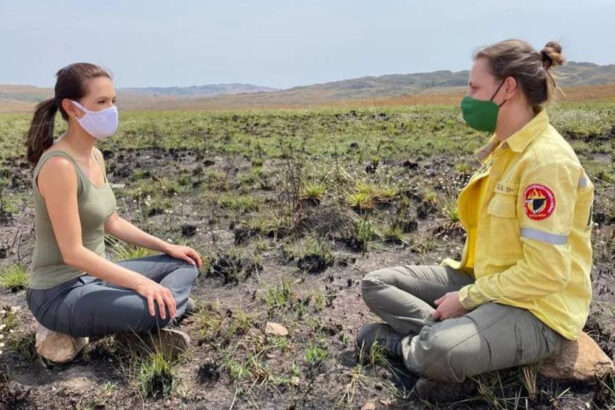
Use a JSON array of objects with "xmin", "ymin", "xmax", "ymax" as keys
[
  {"xmin": 555, "ymin": 61, "xmax": 615, "ymax": 86},
  {"xmin": 1, "ymin": 62, "xmax": 614, "ymax": 112},
  {"xmin": 0, "ymin": 83, "xmax": 278, "ymax": 111},
  {"xmin": 221, "ymin": 61, "xmax": 615, "ymax": 103},
  {"xmin": 121, "ymin": 83, "xmax": 277, "ymax": 97},
  {"xmin": 284, "ymin": 70, "xmax": 470, "ymax": 100}
]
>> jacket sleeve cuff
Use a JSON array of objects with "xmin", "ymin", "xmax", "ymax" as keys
[{"xmin": 458, "ymin": 284, "xmax": 488, "ymax": 310}]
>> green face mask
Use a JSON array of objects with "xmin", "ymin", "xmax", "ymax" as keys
[{"xmin": 460, "ymin": 80, "xmax": 506, "ymax": 132}]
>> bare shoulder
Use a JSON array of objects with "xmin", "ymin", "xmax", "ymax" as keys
[
  {"xmin": 39, "ymin": 155, "xmax": 74, "ymax": 176},
  {"xmin": 37, "ymin": 156, "xmax": 78, "ymax": 197}
]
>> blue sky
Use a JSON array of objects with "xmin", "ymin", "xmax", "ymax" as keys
[{"xmin": 1, "ymin": 0, "xmax": 613, "ymax": 89}]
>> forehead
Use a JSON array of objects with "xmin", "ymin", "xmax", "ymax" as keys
[
  {"xmin": 84, "ymin": 76, "xmax": 115, "ymax": 98},
  {"xmin": 469, "ymin": 57, "xmax": 495, "ymax": 84}
]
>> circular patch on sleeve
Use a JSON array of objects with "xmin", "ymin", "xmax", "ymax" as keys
[{"xmin": 523, "ymin": 184, "xmax": 556, "ymax": 220}]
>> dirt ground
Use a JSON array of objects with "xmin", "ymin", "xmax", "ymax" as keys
[{"xmin": 0, "ymin": 108, "xmax": 614, "ymax": 409}]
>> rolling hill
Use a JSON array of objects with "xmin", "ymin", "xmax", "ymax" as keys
[{"xmin": 1, "ymin": 62, "xmax": 614, "ymax": 112}]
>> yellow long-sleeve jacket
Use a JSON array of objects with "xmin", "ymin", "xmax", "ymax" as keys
[{"xmin": 442, "ymin": 109, "xmax": 594, "ymax": 340}]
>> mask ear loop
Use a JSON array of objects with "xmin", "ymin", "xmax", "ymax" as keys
[
  {"xmin": 71, "ymin": 99, "xmax": 117, "ymax": 114},
  {"xmin": 70, "ymin": 100, "xmax": 88, "ymax": 119},
  {"xmin": 489, "ymin": 79, "xmax": 508, "ymax": 107}
]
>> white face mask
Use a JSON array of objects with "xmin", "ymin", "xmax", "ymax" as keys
[{"xmin": 70, "ymin": 100, "xmax": 119, "ymax": 139}]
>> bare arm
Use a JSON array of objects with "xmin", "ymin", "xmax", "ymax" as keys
[
  {"xmin": 104, "ymin": 212, "xmax": 170, "ymax": 253},
  {"xmin": 104, "ymin": 213, "xmax": 202, "ymax": 267},
  {"xmin": 95, "ymin": 146, "xmax": 202, "ymax": 268},
  {"xmin": 105, "ymin": 212, "xmax": 203, "ymax": 268},
  {"xmin": 37, "ymin": 157, "xmax": 176, "ymax": 319}
]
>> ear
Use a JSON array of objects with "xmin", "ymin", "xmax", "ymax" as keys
[
  {"xmin": 503, "ymin": 76, "xmax": 518, "ymax": 99},
  {"xmin": 61, "ymin": 98, "xmax": 84, "ymax": 119}
]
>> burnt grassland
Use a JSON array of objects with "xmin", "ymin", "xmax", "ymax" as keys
[{"xmin": 0, "ymin": 102, "xmax": 614, "ymax": 409}]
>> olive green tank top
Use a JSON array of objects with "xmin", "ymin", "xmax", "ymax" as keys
[{"xmin": 29, "ymin": 150, "xmax": 116, "ymax": 290}]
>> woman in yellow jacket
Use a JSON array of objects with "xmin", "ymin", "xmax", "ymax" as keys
[{"xmin": 357, "ymin": 39, "xmax": 594, "ymax": 402}]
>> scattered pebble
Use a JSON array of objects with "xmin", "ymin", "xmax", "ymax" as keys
[{"xmin": 265, "ymin": 322, "xmax": 289, "ymax": 336}]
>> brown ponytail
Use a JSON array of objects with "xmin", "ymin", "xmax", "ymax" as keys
[
  {"xmin": 474, "ymin": 39, "xmax": 565, "ymax": 110},
  {"xmin": 26, "ymin": 98, "xmax": 58, "ymax": 166},
  {"xmin": 25, "ymin": 63, "xmax": 112, "ymax": 166}
]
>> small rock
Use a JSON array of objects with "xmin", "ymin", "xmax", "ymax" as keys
[
  {"xmin": 539, "ymin": 332, "xmax": 614, "ymax": 382},
  {"xmin": 34, "ymin": 320, "xmax": 88, "ymax": 363},
  {"xmin": 290, "ymin": 376, "xmax": 300, "ymax": 386},
  {"xmin": 265, "ymin": 322, "xmax": 288, "ymax": 337},
  {"xmin": 361, "ymin": 401, "xmax": 376, "ymax": 410}
]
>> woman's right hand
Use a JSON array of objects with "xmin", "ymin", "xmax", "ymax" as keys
[{"xmin": 135, "ymin": 279, "xmax": 177, "ymax": 320}]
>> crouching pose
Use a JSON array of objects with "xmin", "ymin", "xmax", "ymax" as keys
[
  {"xmin": 25, "ymin": 63, "xmax": 202, "ymax": 360},
  {"xmin": 357, "ymin": 40, "xmax": 594, "ymax": 402}
]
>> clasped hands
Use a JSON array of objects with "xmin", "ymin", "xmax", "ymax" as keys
[{"xmin": 432, "ymin": 291, "xmax": 469, "ymax": 321}]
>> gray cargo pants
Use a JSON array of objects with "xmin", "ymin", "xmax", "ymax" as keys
[
  {"xmin": 27, "ymin": 254, "xmax": 198, "ymax": 337},
  {"xmin": 361, "ymin": 265, "xmax": 565, "ymax": 382}
]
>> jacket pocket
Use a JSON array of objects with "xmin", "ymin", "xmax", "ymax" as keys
[
  {"xmin": 487, "ymin": 193, "xmax": 517, "ymax": 218},
  {"xmin": 486, "ymin": 194, "xmax": 522, "ymax": 264}
]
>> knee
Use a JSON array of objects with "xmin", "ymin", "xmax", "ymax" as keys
[
  {"xmin": 361, "ymin": 268, "xmax": 393, "ymax": 291},
  {"xmin": 410, "ymin": 330, "xmax": 476, "ymax": 383},
  {"xmin": 169, "ymin": 257, "xmax": 199, "ymax": 281},
  {"xmin": 361, "ymin": 267, "xmax": 402, "ymax": 302},
  {"xmin": 183, "ymin": 263, "xmax": 199, "ymax": 282},
  {"xmin": 361, "ymin": 269, "xmax": 386, "ymax": 305}
]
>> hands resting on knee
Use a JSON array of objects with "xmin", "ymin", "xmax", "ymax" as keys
[{"xmin": 432, "ymin": 291, "xmax": 468, "ymax": 321}]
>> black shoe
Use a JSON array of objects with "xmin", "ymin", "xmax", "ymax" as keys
[
  {"xmin": 414, "ymin": 376, "xmax": 476, "ymax": 403},
  {"xmin": 355, "ymin": 323, "xmax": 403, "ymax": 359}
]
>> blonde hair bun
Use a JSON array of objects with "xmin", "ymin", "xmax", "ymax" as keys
[{"xmin": 541, "ymin": 41, "xmax": 565, "ymax": 69}]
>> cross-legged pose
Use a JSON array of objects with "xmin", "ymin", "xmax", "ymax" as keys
[
  {"xmin": 356, "ymin": 40, "xmax": 594, "ymax": 402},
  {"xmin": 24, "ymin": 63, "xmax": 203, "ymax": 360}
]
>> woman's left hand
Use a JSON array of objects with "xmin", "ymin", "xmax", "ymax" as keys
[
  {"xmin": 432, "ymin": 291, "xmax": 468, "ymax": 321},
  {"xmin": 165, "ymin": 244, "xmax": 203, "ymax": 268}
]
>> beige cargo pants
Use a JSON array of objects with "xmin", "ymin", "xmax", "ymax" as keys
[{"xmin": 361, "ymin": 265, "xmax": 565, "ymax": 382}]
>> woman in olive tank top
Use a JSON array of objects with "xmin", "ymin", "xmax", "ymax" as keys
[{"xmin": 24, "ymin": 63, "xmax": 202, "ymax": 359}]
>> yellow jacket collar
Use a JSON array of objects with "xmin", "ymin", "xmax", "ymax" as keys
[
  {"xmin": 504, "ymin": 109, "xmax": 549, "ymax": 153},
  {"xmin": 473, "ymin": 109, "xmax": 549, "ymax": 162},
  {"xmin": 474, "ymin": 136, "xmax": 499, "ymax": 163}
]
